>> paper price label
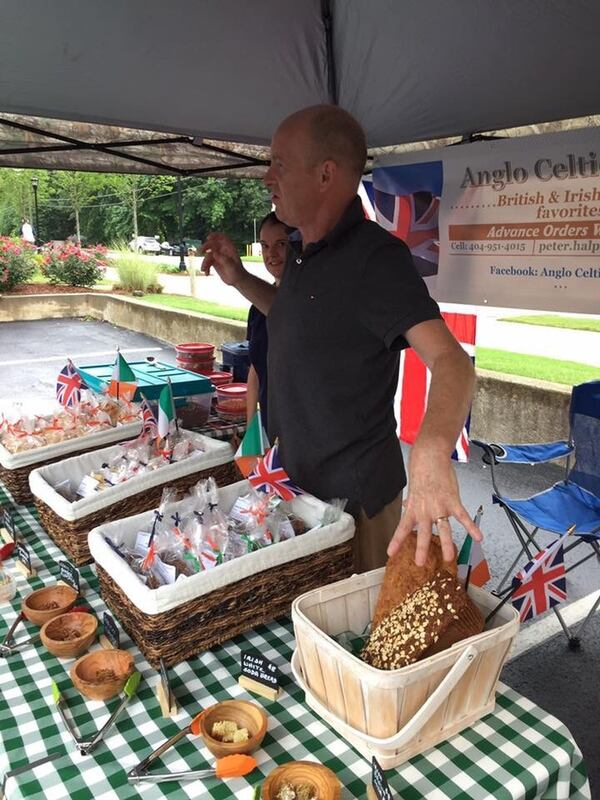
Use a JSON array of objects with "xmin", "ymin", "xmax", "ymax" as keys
[
  {"xmin": 371, "ymin": 757, "xmax": 393, "ymax": 800},
  {"xmin": 134, "ymin": 531, "xmax": 152, "ymax": 556},
  {"xmin": 76, "ymin": 475, "xmax": 100, "ymax": 498},
  {"xmin": 154, "ymin": 557, "xmax": 177, "ymax": 585},
  {"xmin": 241, "ymin": 650, "xmax": 280, "ymax": 689},
  {"xmin": 228, "ymin": 496, "xmax": 255, "ymax": 525},
  {"xmin": 102, "ymin": 612, "xmax": 120, "ymax": 649},
  {"xmin": 58, "ymin": 559, "xmax": 80, "ymax": 593}
]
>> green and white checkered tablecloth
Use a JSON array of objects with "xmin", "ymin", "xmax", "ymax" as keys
[{"xmin": 0, "ymin": 484, "xmax": 591, "ymax": 800}]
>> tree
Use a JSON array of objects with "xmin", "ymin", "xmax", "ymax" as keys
[
  {"xmin": 109, "ymin": 174, "xmax": 175, "ymax": 242},
  {"xmin": 52, "ymin": 171, "xmax": 100, "ymax": 243},
  {"xmin": 0, "ymin": 169, "xmax": 48, "ymax": 237}
]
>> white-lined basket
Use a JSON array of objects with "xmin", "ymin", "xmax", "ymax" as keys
[
  {"xmin": 291, "ymin": 570, "xmax": 519, "ymax": 769},
  {"xmin": 28, "ymin": 431, "xmax": 233, "ymax": 521},
  {"xmin": 89, "ymin": 479, "xmax": 356, "ymax": 615},
  {"xmin": 0, "ymin": 421, "xmax": 142, "ymax": 470}
]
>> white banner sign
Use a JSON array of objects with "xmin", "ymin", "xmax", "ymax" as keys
[{"xmin": 373, "ymin": 128, "xmax": 600, "ymax": 313}]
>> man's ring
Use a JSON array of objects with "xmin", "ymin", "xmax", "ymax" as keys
[{"xmin": 434, "ymin": 516, "xmax": 449, "ymax": 525}]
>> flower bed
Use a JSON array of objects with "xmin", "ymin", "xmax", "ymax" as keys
[
  {"xmin": 0, "ymin": 237, "xmax": 37, "ymax": 291},
  {"xmin": 41, "ymin": 242, "xmax": 108, "ymax": 287}
]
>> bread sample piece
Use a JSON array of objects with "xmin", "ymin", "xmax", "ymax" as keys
[
  {"xmin": 362, "ymin": 570, "xmax": 484, "ymax": 670},
  {"xmin": 372, "ymin": 532, "xmax": 457, "ymax": 628}
]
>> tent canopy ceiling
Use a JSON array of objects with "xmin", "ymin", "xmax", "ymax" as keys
[{"xmin": 1, "ymin": 0, "xmax": 599, "ymax": 174}]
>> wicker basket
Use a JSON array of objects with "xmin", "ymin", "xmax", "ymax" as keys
[
  {"xmin": 89, "ymin": 481, "xmax": 356, "ymax": 667},
  {"xmin": 291, "ymin": 570, "xmax": 519, "ymax": 769},
  {"xmin": 0, "ymin": 422, "xmax": 141, "ymax": 505},
  {"xmin": 28, "ymin": 433, "xmax": 236, "ymax": 566}
]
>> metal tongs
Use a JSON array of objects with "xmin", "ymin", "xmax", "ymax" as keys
[
  {"xmin": 51, "ymin": 672, "xmax": 141, "ymax": 755},
  {"xmin": 128, "ymin": 753, "xmax": 257, "ymax": 784},
  {"xmin": 127, "ymin": 711, "xmax": 205, "ymax": 781},
  {"xmin": 127, "ymin": 711, "xmax": 257, "ymax": 784},
  {"xmin": 0, "ymin": 612, "xmax": 40, "ymax": 657}
]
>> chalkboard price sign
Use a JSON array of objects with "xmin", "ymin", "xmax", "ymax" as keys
[
  {"xmin": 241, "ymin": 650, "xmax": 280, "ymax": 689},
  {"xmin": 17, "ymin": 541, "xmax": 32, "ymax": 574},
  {"xmin": 2, "ymin": 507, "xmax": 16, "ymax": 540},
  {"xmin": 371, "ymin": 757, "xmax": 393, "ymax": 800},
  {"xmin": 58, "ymin": 560, "xmax": 80, "ymax": 594},
  {"xmin": 102, "ymin": 612, "xmax": 120, "ymax": 649}
]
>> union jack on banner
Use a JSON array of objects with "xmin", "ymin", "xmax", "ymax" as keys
[
  {"xmin": 511, "ymin": 538, "xmax": 567, "ymax": 623},
  {"xmin": 140, "ymin": 397, "xmax": 158, "ymax": 438},
  {"xmin": 358, "ymin": 179, "xmax": 376, "ymax": 221},
  {"xmin": 376, "ymin": 189, "xmax": 440, "ymax": 274},
  {"xmin": 248, "ymin": 444, "xmax": 303, "ymax": 502},
  {"xmin": 56, "ymin": 359, "xmax": 86, "ymax": 407},
  {"xmin": 396, "ymin": 312, "xmax": 476, "ymax": 462},
  {"xmin": 372, "ymin": 160, "xmax": 443, "ymax": 279}
]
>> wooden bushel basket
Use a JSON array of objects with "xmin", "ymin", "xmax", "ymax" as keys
[{"xmin": 291, "ymin": 569, "xmax": 519, "ymax": 769}]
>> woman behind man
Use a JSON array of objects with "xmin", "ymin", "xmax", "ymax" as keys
[{"xmin": 246, "ymin": 213, "xmax": 292, "ymax": 428}]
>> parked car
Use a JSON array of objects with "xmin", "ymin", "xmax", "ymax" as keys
[
  {"xmin": 159, "ymin": 239, "xmax": 202, "ymax": 257},
  {"xmin": 128, "ymin": 236, "xmax": 161, "ymax": 255}
]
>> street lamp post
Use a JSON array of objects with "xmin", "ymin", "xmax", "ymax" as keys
[
  {"xmin": 31, "ymin": 176, "xmax": 40, "ymax": 246},
  {"xmin": 177, "ymin": 176, "xmax": 186, "ymax": 272}
]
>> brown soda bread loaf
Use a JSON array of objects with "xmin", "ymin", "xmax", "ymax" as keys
[
  {"xmin": 362, "ymin": 570, "xmax": 484, "ymax": 670},
  {"xmin": 372, "ymin": 531, "xmax": 457, "ymax": 628}
]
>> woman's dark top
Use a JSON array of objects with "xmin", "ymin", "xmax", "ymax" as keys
[{"xmin": 246, "ymin": 304, "xmax": 269, "ymax": 429}]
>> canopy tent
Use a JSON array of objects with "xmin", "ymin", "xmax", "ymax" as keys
[{"xmin": 1, "ymin": 0, "xmax": 599, "ymax": 175}]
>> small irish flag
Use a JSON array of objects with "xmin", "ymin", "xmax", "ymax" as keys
[
  {"xmin": 107, "ymin": 352, "xmax": 137, "ymax": 401},
  {"xmin": 157, "ymin": 384, "xmax": 174, "ymax": 439},
  {"xmin": 235, "ymin": 407, "xmax": 269, "ymax": 477},
  {"xmin": 457, "ymin": 518, "xmax": 491, "ymax": 588}
]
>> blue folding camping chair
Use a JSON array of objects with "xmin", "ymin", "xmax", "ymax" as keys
[{"xmin": 472, "ymin": 380, "xmax": 600, "ymax": 647}]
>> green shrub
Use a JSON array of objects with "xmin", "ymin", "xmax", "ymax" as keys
[
  {"xmin": 112, "ymin": 248, "xmax": 160, "ymax": 293},
  {"xmin": 42, "ymin": 243, "xmax": 106, "ymax": 286},
  {"xmin": 0, "ymin": 237, "xmax": 37, "ymax": 290}
]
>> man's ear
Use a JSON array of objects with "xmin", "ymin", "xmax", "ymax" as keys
[{"xmin": 319, "ymin": 159, "xmax": 337, "ymax": 191}]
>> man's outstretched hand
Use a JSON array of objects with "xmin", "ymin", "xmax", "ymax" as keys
[
  {"xmin": 201, "ymin": 233, "xmax": 246, "ymax": 286},
  {"xmin": 387, "ymin": 442, "xmax": 482, "ymax": 566}
]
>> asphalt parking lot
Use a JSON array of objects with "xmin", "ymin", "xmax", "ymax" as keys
[{"xmin": 1, "ymin": 317, "xmax": 598, "ymax": 794}]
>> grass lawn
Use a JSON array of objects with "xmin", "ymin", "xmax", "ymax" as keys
[
  {"xmin": 140, "ymin": 293, "xmax": 248, "ymax": 322},
  {"xmin": 138, "ymin": 295, "xmax": 599, "ymax": 384},
  {"xmin": 498, "ymin": 314, "xmax": 600, "ymax": 333},
  {"xmin": 476, "ymin": 347, "xmax": 599, "ymax": 385}
]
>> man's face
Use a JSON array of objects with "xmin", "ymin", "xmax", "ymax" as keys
[
  {"xmin": 263, "ymin": 122, "xmax": 321, "ymax": 229},
  {"xmin": 260, "ymin": 221, "xmax": 288, "ymax": 282}
]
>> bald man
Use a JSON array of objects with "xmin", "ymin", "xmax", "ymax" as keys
[{"xmin": 202, "ymin": 105, "xmax": 481, "ymax": 571}]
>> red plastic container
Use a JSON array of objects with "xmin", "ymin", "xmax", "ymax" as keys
[
  {"xmin": 176, "ymin": 342, "xmax": 215, "ymax": 375},
  {"xmin": 207, "ymin": 371, "xmax": 234, "ymax": 388},
  {"xmin": 215, "ymin": 383, "xmax": 247, "ymax": 415}
]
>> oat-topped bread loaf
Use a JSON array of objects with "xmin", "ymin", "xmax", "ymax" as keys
[
  {"xmin": 362, "ymin": 570, "xmax": 484, "ymax": 670},
  {"xmin": 372, "ymin": 532, "xmax": 457, "ymax": 628}
]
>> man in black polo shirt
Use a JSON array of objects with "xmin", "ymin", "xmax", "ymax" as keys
[{"xmin": 202, "ymin": 105, "xmax": 482, "ymax": 571}]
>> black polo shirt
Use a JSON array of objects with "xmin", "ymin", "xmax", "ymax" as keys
[{"xmin": 267, "ymin": 196, "xmax": 441, "ymax": 517}]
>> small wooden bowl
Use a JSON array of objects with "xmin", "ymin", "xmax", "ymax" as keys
[
  {"xmin": 262, "ymin": 761, "xmax": 341, "ymax": 800},
  {"xmin": 40, "ymin": 612, "xmax": 98, "ymax": 659},
  {"xmin": 70, "ymin": 649, "xmax": 135, "ymax": 701},
  {"xmin": 200, "ymin": 699, "xmax": 268, "ymax": 758},
  {"xmin": 22, "ymin": 585, "xmax": 78, "ymax": 627}
]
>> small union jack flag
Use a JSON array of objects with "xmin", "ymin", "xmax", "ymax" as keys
[
  {"xmin": 511, "ymin": 537, "xmax": 567, "ymax": 622},
  {"xmin": 56, "ymin": 359, "xmax": 86, "ymax": 407},
  {"xmin": 140, "ymin": 397, "xmax": 158, "ymax": 439},
  {"xmin": 248, "ymin": 444, "xmax": 303, "ymax": 502}
]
